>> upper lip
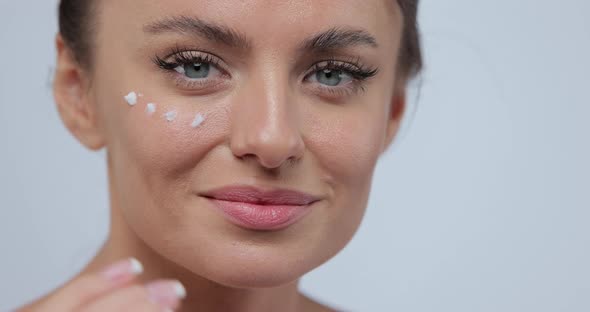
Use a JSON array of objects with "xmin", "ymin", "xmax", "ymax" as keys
[{"xmin": 200, "ymin": 185, "xmax": 321, "ymax": 206}]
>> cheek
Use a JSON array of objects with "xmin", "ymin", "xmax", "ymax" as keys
[
  {"xmin": 119, "ymin": 99, "xmax": 228, "ymax": 174},
  {"xmin": 306, "ymin": 104, "xmax": 387, "ymax": 188},
  {"xmin": 302, "ymin": 102, "xmax": 388, "ymax": 250},
  {"xmin": 103, "ymin": 91, "xmax": 231, "ymax": 222}
]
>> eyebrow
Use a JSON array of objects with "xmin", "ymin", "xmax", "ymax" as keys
[
  {"xmin": 298, "ymin": 27, "xmax": 379, "ymax": 53},
  {"xmin": 143, "ymin": 15, "xmax": 379, "ymax": 52},
  {"xmin": 143, "ymin": 15, "xmax": 251, "ymax": 49}
]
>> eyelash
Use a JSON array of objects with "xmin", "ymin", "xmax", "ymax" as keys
[
  {"xmin": 153, "ymin": 48, "xmax": 228, "ymax": 90},
  {"xmin": 305, "ymin": 57, "xmax": 379, "ymax": 97},
  {"xmin": 152, "ymin": 48, "xmax": 379, "ymax": 97}
]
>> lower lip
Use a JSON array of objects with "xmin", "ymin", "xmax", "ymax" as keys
[{"xmin": 205, "ymin": 198, "xmax": 314, "ymax": 231}]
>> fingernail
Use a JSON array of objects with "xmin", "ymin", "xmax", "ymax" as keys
[
  {"xmin": 100, "ymin": 258, "xmax": 143, "ymax": 283},
  {"xmin": 146, "ymin": 280, "xmax": 186, "ymax": 309}
]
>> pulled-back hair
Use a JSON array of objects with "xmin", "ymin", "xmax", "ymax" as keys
[{"xmin": 59, "ymin": 0, "xmax": 422, "ymax": 80}]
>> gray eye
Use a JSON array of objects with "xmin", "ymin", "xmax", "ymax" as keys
[
  {"xmin": 315, "ymin": 69, "xmax": 349, "ymax": 86},
  {"xmin": 184, "ymin": 62, "xmax": 210, "ymax": 79},
  {"xmin": 316, "ymin": 69, "xmax": 341, "ymax": 86}
]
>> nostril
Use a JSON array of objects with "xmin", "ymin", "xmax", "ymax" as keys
[
  {"xmin": 236, "ymin": 152, "xmax": 294, "ymax": 170},
  {"xmin": 231, "ymin": 131, "xmax": 304, "ymax": 168},
  {"xmin": 256, "ymin": 154, "xmax": 287, "ymax": 170},
  {"xmin": 229, "ymin": 110, "xmax": 305, "ymax": 170}
]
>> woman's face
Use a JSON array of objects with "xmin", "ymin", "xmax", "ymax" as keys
[{"xmin": 84, "ymin": 0, "xmax": 404, "ymax": 287}]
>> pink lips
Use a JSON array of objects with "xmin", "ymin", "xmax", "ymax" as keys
[{"xmin": 200, "ymin": 185, "xmax": 320, "ymax": 231}]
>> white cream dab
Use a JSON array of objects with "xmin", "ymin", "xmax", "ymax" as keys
[
  {"xmin": 191, "ymin": 113, "xmax": 205, "ymax": 128},
  {"xmin": 124, "ymin": 92, "xmax": 138, "ymax": 106},
  {"xmin": 164, "ymin": 110, "xmax": 178, "ymax": 122},
  {"xmin": 146, "ymin": 103, "xmax": 156, "ymax": 115}
]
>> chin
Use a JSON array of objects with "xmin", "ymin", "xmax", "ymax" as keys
[
  {"xmin": 206, "ymin": 264, "xmax": 303, "ymax": 289},
  {"xmin": 187, "ymin": 248, "xmax": 313, "ymax": 288},
  {"xmin": 134, "ymin": 201, "xmax": 346, "ymax": 289}
]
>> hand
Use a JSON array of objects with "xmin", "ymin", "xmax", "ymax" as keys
[{"xmin": 18, "ymin": 258, "xmax": 186, "ymax": 312}]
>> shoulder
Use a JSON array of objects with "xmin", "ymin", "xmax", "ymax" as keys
[{"xmin": 299, "ymin": 293, "xmax": 343, "ymax": 312}]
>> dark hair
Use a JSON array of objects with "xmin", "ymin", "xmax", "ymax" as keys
[
  {"xmin": 58, "ymin": 0, "xmax": 95, "ymax": 69},
  {"xmin": 59, "ymin": 0, "xmax": 422, "ymax": 80},
  {"xmin": 397, "ymin": 0, "xmax": 423, "ymax": 81}
]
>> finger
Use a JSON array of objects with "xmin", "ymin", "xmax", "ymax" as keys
[
  {"xmin": 80, "ymin": 280, "xmax": 186, "ymax": 312},
  {"xmin": 144, "ymin": 280, "xmax": 187, "ymax": 310},
  {"xmin": 41, "ymin": 258, "xmax": 143, "ymax": 311}
]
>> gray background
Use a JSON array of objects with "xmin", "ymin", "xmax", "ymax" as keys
[{"xmin": 1, "ymin": 0, "xmax": 589, "ymax": 311}]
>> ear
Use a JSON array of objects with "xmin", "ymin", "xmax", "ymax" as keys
[
  {"xmin": 53, "ymin": 34, "xmax": 105, "ymax": 150},
  {"xmin": 381, "ymin": 84, "xmax": 407, "ymax": 154}
]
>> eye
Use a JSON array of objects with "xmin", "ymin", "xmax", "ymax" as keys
[
  {"xmin": 304, "ymin": 59, "xmax": 379, "ymax": 97},
  {"xmin": 311, "ymin": 69, "xmax": 354, "ymax": 87},
  {"xmin": 153, "ymin": 48, "xmax": 230, "ymax": 91},
  {"xmin": 174, "ymin": 62, "xmax": 217, "ymax": 79}
]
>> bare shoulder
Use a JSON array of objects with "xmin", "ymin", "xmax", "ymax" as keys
[
  {"xmin": 15, "ymin": 296, "xmax": 48, "ymax": 312},
  {"xmin": 299, "ymin": 293, "xmax": 342, "ymax": 312},
  {"xmin": 14, "ymin": 278, "xmax": 71, "ymax": 311}
]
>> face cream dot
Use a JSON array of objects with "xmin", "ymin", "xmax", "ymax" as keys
[
  {"xmin": 164, "ymin": 110, "xmax": 178, "ymax": 122},
  {"xmin": 146, "ymin": 103, "xmax": 156, "ymax": 115},
  {"xmin": 191, "ymin": 113, "xmax": 205, "ymax": 128},
  {"xmin": 124, "ymin": 92, "xmax": 138, "ymax": 106}
]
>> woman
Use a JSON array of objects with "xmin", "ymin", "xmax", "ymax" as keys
[{"xmin": 20, "ymin": 0, "xmax": 422, "ymax": 311}]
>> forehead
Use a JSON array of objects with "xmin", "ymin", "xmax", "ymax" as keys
[{"xmin": 99, "ymin": 0, "xmax": 401, "ymax": 50}]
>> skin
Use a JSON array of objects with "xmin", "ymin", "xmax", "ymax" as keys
[{"xmin": 23, "ymin": 0, "xmax": 407, "ymax": 311}]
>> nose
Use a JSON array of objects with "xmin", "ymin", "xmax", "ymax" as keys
[{"xmin": 229, "ymin": 71, "xmax": 305, "ymax": 170}]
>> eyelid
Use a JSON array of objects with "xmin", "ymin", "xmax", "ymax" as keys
[
  {"xmin": 304, "ymin": 58, "xmax": 378, "ymax": 80},
  {"xmin": 304, "ymin": 80, "xmax": 363, "ymax": 100},
  {"xmin": 301, "ymin": 58, "xmax": 377, "ymax": 97},
  {"xmin": 152, "ymin": 47, "xmax": 377, "ymax": 97},
  {"xmin": 155, "ymin": 49, "xmax": 230, "ymax": 76},
  {"xmin": 153, "ymin": 48, "xmax": 231, "ymax": 93}
]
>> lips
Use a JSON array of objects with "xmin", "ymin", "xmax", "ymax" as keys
[
  {"xmin": 200, "ymin": 185, "xmax": 321, "ymax": 230},
  {"xmin": 200, "ymin": 185, "xmax": 320, "ymax": 206}
]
